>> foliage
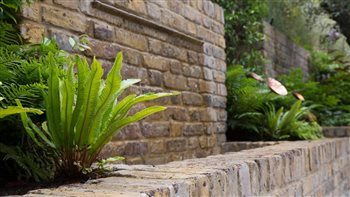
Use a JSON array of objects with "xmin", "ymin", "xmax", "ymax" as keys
[
  {"xmin": 262, "ymin": 100, "xmax": 322, "ymax": 140},
  {"xmin": 226, "ymin": 66, "xmax": 275, "ymax": 140},
  {"xmin": 320, "ymin": 0, "xmax": 350, "ymax": 46},
  {"xmin": 0, "ymin": 0, "xmax": 34, "ymax": 46},
  {"xmin": 0, "ymin": 143, "xmax": 54, "ymax": 181},
  {"xmin": 226, "ymin": 66, "xmax": 323, "ymax": 141},
  {"xmin": 0, "ymin": 39, "xmax": 69, "ymax": 183},
  {"xmin": 278, "ymin": 49, "xmax": 350, "ymax": 126},
  {"xmin": 18, "ymin": 52, "xmax": 178, "ymax": 177},
  {"xmin": 212, "ymin": 0, "xmax": 267, "ymax": 68}
]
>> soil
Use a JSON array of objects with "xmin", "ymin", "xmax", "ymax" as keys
[
  {"xmin": 0, "ymin": 179, "xmax": 80, "ymax": 196},
  {"xmin": 0, "ymin": 170, "xmax": 109, "ymax": 196}
]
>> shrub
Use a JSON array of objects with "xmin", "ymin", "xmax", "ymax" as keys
[
  {"xmin": 226, "ymin": 66, "xmax": 323, "ymax": 140},
  {"xmin": 19, "ymin": 52, "xmax": 178, "ymax": 177},
  {"xmin": 0, "ymin": 39, "xmax": 68, "ymax": 182},
  {"xmin": 212, "ymin": 0, "xmax": 267, "ymax": 68}
]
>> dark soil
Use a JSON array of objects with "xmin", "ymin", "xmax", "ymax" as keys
[
  {"xmin": 0, "ymin": 170, "xmax": 110, "ymax": 196},
  {"xmin": 0, "ymin": 178, "xmax": 84, "ymax": 196}
]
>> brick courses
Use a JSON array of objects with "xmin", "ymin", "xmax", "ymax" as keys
[{"xmin": 20, "ymin": 0, "xmax": 226, "ymax": 164}]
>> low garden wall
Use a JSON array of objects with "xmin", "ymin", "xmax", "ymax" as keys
[
  {"xmin": 25, "ymin": 138, "xmax": 350, "ymax": 196},
  {"xmin": 323, "ymin": 126, "xmax": 350, "ymax": 137}
]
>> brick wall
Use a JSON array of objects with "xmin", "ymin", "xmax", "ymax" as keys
[
  {"xmin": 263, "ymin": 22, "xmax": 310, "ymax": 78},
  {"xmin": 20, "ymin": 0, "xmax": 227, "ymax": 165},
  {"xmin": 26, "ymin": 138, "xmax": 350, "ymax": 196}
]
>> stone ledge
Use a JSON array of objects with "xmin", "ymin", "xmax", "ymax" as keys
[
  {"xmin": 323, "ymin": 126, "xmax": 350, "ymax": 137},
  {"xmin": 24, "ymin": 138, "xmax": 350, "ymax": 196},
  {"xmin": 221, "ymin": 141, "xmax": 279, "ymax": 153}
]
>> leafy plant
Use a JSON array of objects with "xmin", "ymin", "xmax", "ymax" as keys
[
  {"xmin": 226, "ymin": 66, "xmax": 278, "ymax": 140},
  {"xmin": 212, "ymin": 0, "xmax": 267, "ymax": 68},
  {"xmin": 262, "ymin": 100, "xmax": 321, "ymax": 140},
  {"xmin": 226, "ymin": 65, "xmax": 323, "ymax": 140},
  {"xmin": 0, "ymin": 143, "xmax": 54, "ymax": 181},
  {"xmin": 19, "ymin": 52, "xmax": 178, "ymax": 177}
]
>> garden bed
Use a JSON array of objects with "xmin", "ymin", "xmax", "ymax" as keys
[{"xmin": 17, "ymin": 137, "xmax": 350, "ymax": 197}]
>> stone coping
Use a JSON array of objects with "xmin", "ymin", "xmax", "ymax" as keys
[
  {"xmin": 221, "ymin": 141, "xmax": 279, "ymax": 153},
  {"xmin": 23, "ymin": 138, "xmax": 350, "ymax": 196},
  {"xmin": 323, "ymin": 126, "xmax": 350, "ymax": 137}
]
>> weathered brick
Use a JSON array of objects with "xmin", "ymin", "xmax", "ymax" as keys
[
  {"xmin": 86, "ymin": 39, "xmax": 121, "ymax": 60},
  {"xmin": 203, "ymin": 0, "xmax": 215, "ymax": 18},
  {"xmin": 121, "ymin": 64, "xmax": 148, "ymax": 85},
  {"xmin": 170, "ymin": 122, "xmax": 183, "ymax": 137},
  {"xmin": 170, "ymin": 94, "xmax": 183, "ymax": 105},
  {"xmin": 146, "ymin": 2, "xmax": 161, "ymax": 20},
  {"xmin": 203, "ymin": 94, "xmax": 226, "ymax": 108},
  {"xmin": 126, "ymin": 0, "xmax": 147, "ymax": 15},
  {"xmin": 183, "ymin": 5, "xmax": 202, "ymax": 25},
  {"xmin": 183, "ymin": 65, "xmax": 203, "ymax": 78},
  {"xmin": 165, "ymin": 107, "xmax": 190, "ymax": 121},
  {"xmin": 217, "ymin": 84, "xmax": 227, "ymax": 96},
  {"xmin": 113, "ymin": 123, "xmax": 142, "ymax": 141},
  {"xmin": 121, "ymin": 46, "xmax": 144, "ymax": 65},
  {"xmin": 187, "ymin": 50, "xmax": 199, "ymax": 64},
  {"xmin": 143, "ymin": 54, "xmax": 170, "ymax": 71},
  {"xmin": 213, "ymin": 70, "xmax": 225, "ymax": 83},
  {"xmin": 115, "ymin": 28, "xmax": 148, "ymax": 51},
  {"xmin": 93, "ymin": 22, "xmax": 114, "ymax": 41},
  {"xmin": 54, "ymin": 0, "xmax": 79, "ymax": 10},
  {"xmin": 203, "ymin": 17, "xmax": 212, "ymax": 29},
  {"xmin": 189, "ymin": 108, "xmax": 201, "ymax": 121},
  {"xmin": 199, "ymin": 80, "xmax": 216, "ymax": 94},
  {"xmin": 254, "ymin": 158, "xmax": 271, "ymax": 193},
  {"xmin": 199, "ymin": 135, "xmax": 216, "ymax": 148},
  {"xmin": 141, "ymin": 122, "xmax": 170, "ymax": 138},
  {"xmin": 217, "ymin": 109, "xmax": 227, "ymax": 121},
  {"xmin": 170, "ymin": 60, "xmax": 182, "ymax": 74},
  {"xmin": 215, "ymin": 59, "xmax": 227, "ymax": 72},
  {"xmin": 149, "ymin": 140, "xmax": 166, "ymax": 154},
  {"xmin": 42, "ymin": 6, "xmax": 87, "ymax": 33},
  {"xmin": 125, "ymin": 156, "xmax": 144, "ymax": 164},
  {"xmin": 167, "ymin": 138, "xmax": 187, "ymax": 152},
  {"xmin": 164, "ymin": 72, "xmax": 188, "ymax": 90},
  {"xmin": 183, "ymin": 123, "xmax": 206, "ymax": 136},
  {"xmin": 124, "ymin": 142, "xmax": 148, "ymax": 156},
  {"xmin": 187, "ymin": 78, "xmax": 199, "ymax": 92},
  {"xmin": 20, "ymin": 22, "xmax": 45, "ymax": 44},
  {"xmin": 212, "ymin": 45, "xmax": 226, "ymax": 60},
  {"xmin": 187, "ymin": 21, "xmax": 197, "ymax": 35},
  {"xmin": 188, "ymin": 137, "xmax": 199, "ymax": 149},
  {"xmin": 203, "ymin": 55, "xmax": 215, "ymax": 68},
  {"xmin": 199, "ymin": 108, "xmax": 218, "ymax": 122},
  {"xmin": 182, "ymin": 92, "xmax": 203, "ymax": 106},
  {"xmin": 148, "ymin": 69, "xmax": 163, "ymax": 86},
  {"xmin": 203, "ymin": 67, "xmax": 213, "ymax": 81},
  {"xmin": 21, "ymin": 2, "xmax": 41, "ymax": 21}
]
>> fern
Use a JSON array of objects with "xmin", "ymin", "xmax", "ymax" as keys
[
  {"xmin": 226, "ymin": 66, "xmax": 278, "ymax": 137},
  {"xmin": 0, "ymin": 143, "xmax": 54, "ymax": 181}
]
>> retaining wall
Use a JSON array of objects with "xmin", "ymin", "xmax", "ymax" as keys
[
  {"xmin": 20, "ymin": 0, "xmax": 227, "ymax": 165},
  {"xmin": 25, "ymin": 138, "xmax": 350, "ymax": 196},
  {"xmin": 263, "ymin": 22, "xmax": 310, "ymax": 78}
]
